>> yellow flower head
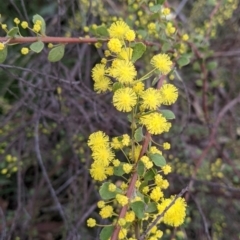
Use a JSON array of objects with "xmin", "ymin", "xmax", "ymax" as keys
[
  {"xmin": 140, "ymin": 112, "xmax": 171, "ymax": 135},
  {"xmin": 123, "ymin": 163, "xmax": 133, "ymax": 174},
  {"xmin": 118, "ymin": 218, "xmax": 126, "ymax": 227},
  {"xmin": 159, "ymin": 84, "xmax": 178, "ymax": 105},
  {"xmin": 33, "ymin": 23, "xmax": 41, "ymax": 32},
  {"xmin": 99, "ymin": 205, "xmax": 114, "ymax": 218},
  {"xmin": 163, "ymin": 142, "xmax": 171, "ymax": 150},
  {"xmin": 162, "ymin": 8, "xmax": 171, "ymax": 16},
  {"xmin": 94, "ymin": 76, "xmax": 112, "ymax": 93},
  {"xmin": 118, "ymin": 228, "xmax": 127, "ymax": 239},
  {"xmin": 108, "ymin": 21, "xmax": 130, "ymax": 39},
  {"xmin": 157, "ymin": 197, "xmax": 187, "ymax": 227},
  {"xmin": 116, "ymin": 194, "xmax": 129, "ymax": 206},
  {"xmin": 125, "ymin": 211, "xmax": 136, "ymax": 222},
  {"xmin": 182, "ymin": 34, "xmax": 189, "ymax": 41},
  {"xmin": 112, "ymin": 159, "xmax": 120, "ymax": 166},
  {"xmin": 21, "ymin": 47, "xmax": 29, "ymax": 55},
  {"xmin": 14, "ymin": 18, "xmax": 20, "ymax": 25},
  {"xmin": 107, "ymin": 38, "xmax": 122, "ymax": 53},
  {"xmin": 141, "ymin": 88, "xmax": 162, "ymax": 110},
  {"xmin": 108, "ymin": 183, "xmax": 117, "ymax": 192},
  {"xmin": 21, "ymin": 21, "xmax": 28, "ymax": 29},
  {"xmin": 125, "ymin": 29, "xmax": 136, "ymax": 41},
  {"xmin": 87, "ymin": 218, "xmax": 96, "ymax": 227},
  {"xmin": 91, "ymin": 63, "xmax": 106, "ymax": 82},
  {"xmin": 1, "ymin": 24, "xmax": 7, "ymax": 30},
  {"xmin": 88, "ymin": 131, "xmax": 109, "ymax": 149},
  {"xmin": 122, "ymin": 134, "xmax": 130, "ymax": 146},
  {"xmin": 90, "ymin": 162, "xmax": 107, "ymax": 181},
  {"xmin": 92, "ymin": 147, "xmax": 114, "ymax": 165},
  {"xmin": 162, "ymin": 164, "xmax": 172, "ymax": 175},
  {"xmin": 113, "ymin": 87, "xmax": 137, "ymax": 112},
  {"xmin": 150, "ymin": 146, "xmax": 162, "ymax": 155},
  {"xmin": 97, "ymin": 200, "xmax": 105, "ymax": 208},
  {"xmin": 109, "ymin": 60, "xmax": 137, "ymax": 84},
  {"xmin": 150, "ymin": 187, "xmax": 163, "ymax": 202},
  {"xmin": 151, "ymin": 54, "xmax": 172, "ymax": 75}
]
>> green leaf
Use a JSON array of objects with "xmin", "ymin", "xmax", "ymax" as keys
[
  {"xmin": 149, "ymin": 153, "xmax": 166, "ymax": 167},
  {"xmin": 146, "ymin": 202, "xmax": 157, "ymax": 213},
  {"xmin": 177, "ymin": 56, "xmax": 190, "ymax": 67},
  {"xmin": 0, "ymin": 47, "xmax": 7, "ymax": 63},
  {"xmin": 157, "ymin": 0, "xmax": 165, "ymax": 4},
  {"xmin": 137, "ymin": 161, "xmax": 145, "ymax": 176},
  {"xmin": 32, "ymin": 14, "xmax": 46, "ymax": 35},
  {"xmin": 114, "ymin": 164, "xmax": 125, "ymax": 176},
  {"xmin": 30, "ymin": 41, "xmax": 44, "ymax": 53},
  {"xmin": 162, "ymin": 42, "xmax": 171, "ymax": 52},
  {"xmin": 130, "ymin": 201, "xmax": 145, "ymax": 219},
  {"xmin": 134, "ymin": 127, "xmax": 143, "ymax": 142},
  {"xmin": 144, "ymin": 169, "xmax": 156, "ymax": 181},
  {"xmin": 48, "ymin": 45, "xmax": 65, "ymax": 62},
  {"xmin": 151, "ymin": 77, "xmax": 159, "ymax": 87},
  {"xmin": 99, "ymin": 182, "xmax": 121, "ymax": 200},
  {"xmin": 149, "ymin": 4, "xmax": 161, "ymax": 12},
  {"xmin": 160, "ymin": 109, "xmax": 175, "ymax": 120},
  {"xmin": 131, "ymin": 43, "xmax": 146, "ymax": 62},
  {"xmin": 136, "ymin": 29, "xmax": 148, "ymax": 38},
  {"xmin": 95, "ymin": 25, "xmax": 109, "ymax": 37},
  {"xmin": 207, "ymin": 61, "xmax": 218, "ymax": 70},
  {"xmin": 112, "ymin": 82, "xmax": 123, "ymax": 92},
  {"xmin": 7, "ymin": 27, "xmax": 19, "ymax": 37},
  {"xmin": 100, "ymin": 226, "xmax": 114, "ymax": 240}
]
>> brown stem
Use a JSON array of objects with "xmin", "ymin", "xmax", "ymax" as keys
[
  {"xmin": 110, "ymin": 75, "xmax": 165, "ymax": 240},
  {"xmin": 0, "ymin": 36, "xmax": 98, "ymax": 44}
]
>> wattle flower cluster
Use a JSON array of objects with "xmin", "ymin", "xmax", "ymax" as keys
[{"xmin": 87, "ymin": 20, "xmax": 187, "ymax": 239}]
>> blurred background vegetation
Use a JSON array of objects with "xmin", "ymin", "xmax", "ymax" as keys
[{"xmin": 0, "ymin": 0, "xmax": 240, "ymax": 239}]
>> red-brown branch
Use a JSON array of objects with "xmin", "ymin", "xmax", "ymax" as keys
[{"xmin": 110, "ymin": 75, "xmax": 165, "ymax": 240}]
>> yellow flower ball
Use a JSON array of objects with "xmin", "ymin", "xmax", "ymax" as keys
[{"xmin": 21, "ymin": 47, "xmax": 29, "ymax": 55}]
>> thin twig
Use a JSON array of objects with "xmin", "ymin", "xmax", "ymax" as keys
[
  {"xmin": 191, "ymin": 196, "xmax": 212, "ymax": 240},
  {"xmin": 34, "ymin": 117, "xmax": 69, "ymax": 229}
]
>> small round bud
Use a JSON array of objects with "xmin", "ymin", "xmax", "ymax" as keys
[
  {"xmin": 21, "ymin": 47, "xmax": 29, "ymax": 55},
  {"xmin": 21, "ymin": 21, "xmax": 28, "ymax": 29}
]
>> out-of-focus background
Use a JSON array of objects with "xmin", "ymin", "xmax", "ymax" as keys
[{"xmin": 0, "ymin": 0, "xmax": 240, "ymax": 239}]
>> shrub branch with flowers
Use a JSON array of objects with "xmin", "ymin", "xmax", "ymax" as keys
[
  {"xmin": 86, "ymin": 20, "xmax": 188, "ymax": 240},
  {"xmin": 0, "ymin": 4, "xmax": 189, "ymax": 239},
  {"xmin": 2, "ymin": 0, "xmax": 238, "ymax": 239}
]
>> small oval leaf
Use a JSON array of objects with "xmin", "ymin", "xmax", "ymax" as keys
[
  {"xmin": 100, "ymin": 226, "xmax": 114, "ymax": 240},
  {"xmin": 30, "ymin": 41, "xmax": 44, "ymax": 53},
  {"xmin": 134, "ymin": 127, "xmax": 143, "ymax": 142},
  {"xmin": 130, "ymin": 201, "xmax": 145, "ymax": 219},
  {"xmin": 96, "ymin": 25, "xmax": 109, "ymax": 37},
  {"xmin": 7, "ymin": 27, "xmax": 19, "ymax": 37},
  {"xmin": 149, "ymin": 153, "xmax": 166, "ymax": 167},
  {"xmin": 160, "ymin": 109, "xmax": 175, "ymax": 120},
  {"xmin": 137, "ymin": 161, "xmax": 145, "ymax": 176},
  {"xmin": 146, "ymin": 202, "xmax": 157, "ymax": 213},
  {"xmin": 131, "ymin": 43, "xmax": 146, "ymax": 62},
  {"xmin": 177, "ymin": 56, "xmax": 190, "ymax": 67},
  {"xmin": 48, "ymin": 45, "xmax": 65, "ymax": 62},
  {"xmin": 149, "ymin": 4, "xmax": 162, "ymax": 13}
]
